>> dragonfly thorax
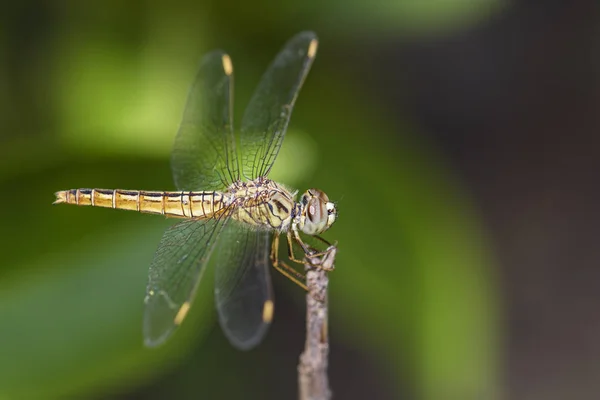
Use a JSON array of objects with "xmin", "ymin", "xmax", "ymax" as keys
[{"xmin": 228, "ymin": 178, "xmax": 296, "ymax": 232}]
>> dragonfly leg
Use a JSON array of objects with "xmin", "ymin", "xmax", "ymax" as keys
[
  {"xmin": 314, "ymin": 235, "xmax": 334, "ymax": 247},
  {"xmin": 270, "ymin": 234, "xmax": 308, "ymax": 291},
  {"xmin": 288, "ymin": 230, "xmax": 336, "ymax": 271},
  {"xmin": 286, "ymin": 230, "xmax": 311, "ymax": 264}
]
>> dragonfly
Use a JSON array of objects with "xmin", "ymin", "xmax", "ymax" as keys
[{"xmin": 54, "ymin": 31, "xmax": 337, "ymax": 350}]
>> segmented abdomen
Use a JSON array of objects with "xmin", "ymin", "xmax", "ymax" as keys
[{"xmin": 54, "ymin": 189, "xmax": 226, "ymax": 218}]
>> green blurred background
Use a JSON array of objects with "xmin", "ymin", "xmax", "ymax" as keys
[{"xmin": 2, "ymin": 1, "xmax": 598, "ymax": 399}]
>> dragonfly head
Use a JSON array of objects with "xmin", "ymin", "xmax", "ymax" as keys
[{"xmin": 298, "ymin": 189, "xmax": 337, "ymax": 235}]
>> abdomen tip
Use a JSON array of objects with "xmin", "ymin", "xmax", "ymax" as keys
[{"xmin": 53, "ymin": 191, "xmax": 67, "ymax": 204}]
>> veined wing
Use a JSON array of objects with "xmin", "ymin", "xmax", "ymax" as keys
[
  {"xmin": 240, "ymin": 31, "xmax": 318, "ymax": 180},
  {"xmin": 143, "ymin": 213, "xmax": 231, "ymax": 347},
  {"xmin": 171, "ymin": 50, "xmax": 239, "ymax": 191},
  {"xmin": 214, "ymin": 223, "xmax": 274, "ymax": 350}
]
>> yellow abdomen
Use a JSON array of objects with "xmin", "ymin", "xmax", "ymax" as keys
[{"xmin": 54, "ymin": 188, "xmax": 226, "ymax": 219}]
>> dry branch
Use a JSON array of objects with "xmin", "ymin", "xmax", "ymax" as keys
[{"xmin": 298, "ymin": 246, "xmax": 337, "ymax": 400}]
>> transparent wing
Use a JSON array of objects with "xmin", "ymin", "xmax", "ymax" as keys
[
  {"xmin": 143, "ymin": 213, "xmax": 231, "ymax": 347},
  {"xmin": 240, "ymin": 31, "xmax": 318, "ymax": 180},
  {"xmin": 171, "ymin": 50, "xmax": 239, "ymax": 191},
  {"xmin": 214, "ymin": 223, "xmax": 274, "ymax": 350}
]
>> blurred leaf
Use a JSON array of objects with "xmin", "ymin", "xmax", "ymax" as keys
[
  {"xmin": 320, "ymin": 0, "xmax": 505, "ymax": 35},
  {"xmin": 51, "ymin": 4, "xmax": 212, "ymax": 158},
  {"xmin": 53, "ymin": 37, "xmax": 185, "ymax": 157},
  {"xmin": 219, "ymin": 0, "xmax": 504, "ymax": 37}
]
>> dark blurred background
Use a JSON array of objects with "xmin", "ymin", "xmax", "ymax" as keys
[{"xmin": 1, "ymin": 1, "xmax": 598, "ymax": 399}]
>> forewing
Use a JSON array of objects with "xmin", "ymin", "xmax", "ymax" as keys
[
  {"xmin": 171, "ymin": 50, "xmax": 239, "ymax": 191},
  {"xmin": 214, "ymin": 224, "xmax": 274, "ymax": 350},
  {"xmin": 143, "ymin": 214, "xmax": 230, "ymax": 347},
  {"xmin": 240, "ymin": 31, "xmax": 318, "ymax": 179}
]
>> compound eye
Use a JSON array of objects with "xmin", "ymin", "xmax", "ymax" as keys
[
  {"xmin": 308, "ymin": 197, "xmax": 327, "ymax": 224},
  {"xmin": 308, "ymin": 188, "xmax": 329, "ymax": 203},
  {"xmin": 306, "ymin": 200, "xmax": 317, "ymax": 222}
]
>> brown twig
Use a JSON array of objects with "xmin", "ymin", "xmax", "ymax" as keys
[{"xmin": 298, "ymin": 246, "xmax": 337, "ymax": 400}]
